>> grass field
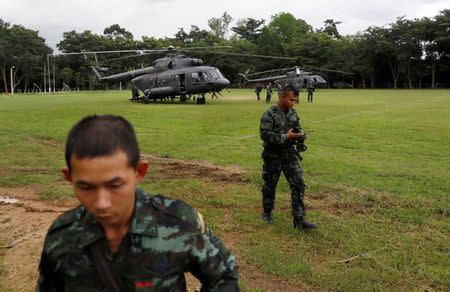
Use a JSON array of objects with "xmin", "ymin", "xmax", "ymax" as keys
[{"xmin": 0, "ymin": 89, "xmax": 449, "ymax": 290}]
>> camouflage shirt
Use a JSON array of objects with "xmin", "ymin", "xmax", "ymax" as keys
[
  {"xmin": 260, "ymin": 105, "xmax": 302, "ymax": 151},
  {"xmin": 37, "ymin": 189, "xmax": 239, "ymax": 292}
]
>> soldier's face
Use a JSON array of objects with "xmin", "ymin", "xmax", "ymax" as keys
[
  {"xmin": 62, "ymin": 151, "xmax": 148, "ymax": 227},
  {"xmin": 280, "ymin": 92, "xmax": 298, "ymax": 109}
]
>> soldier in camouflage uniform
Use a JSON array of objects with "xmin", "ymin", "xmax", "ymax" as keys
[
  {"xmin": 37, "ymin": 115, "xmax": 239, "ymax": 291},
  {"xmin": 259, "ymin": 85, "xmax": 317, "ymax": 230},
  {"xmin": 265, "ymin": 83, "xmax": 273, "ymax": 103},
  {"xmin": 255, "ymin": 83, "xmax": 262, "ymax": 101},
  {"xmin": 307, "ymin": 79, "xmax": 315, "ymax": 103}
]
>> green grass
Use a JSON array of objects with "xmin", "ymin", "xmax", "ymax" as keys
[{"xmin": 0, "ymin": 89, "xmax": 449, "ymax": 290}]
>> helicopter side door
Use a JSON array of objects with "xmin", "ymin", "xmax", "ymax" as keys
[
  {"xmin": 178, "ymin": 74, "xmax": 186, "ymax": 93},
  {"xmin": 188, "ymin": 71, "xmax": 205, "ymax": 93}
]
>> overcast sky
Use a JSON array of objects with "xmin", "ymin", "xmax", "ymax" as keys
[{"xmin": 1, "ymin": 0, "xmax": 448, "ymax": 50}]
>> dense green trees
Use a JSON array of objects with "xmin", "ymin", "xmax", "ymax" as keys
[
  {"xmin": 0, "ymin": 10, "xmax": 448, "ymax": 93},
  {"xmin": 0, "ymin": 19, "xmax": 52, "ymax": 94}
]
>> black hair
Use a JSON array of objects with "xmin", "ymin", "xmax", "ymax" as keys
[
  {"xmin": 65, "ymin": 115, "xmax": 140, "ymax": 170},
  {"xmin": 282, "ymin": 85, "xmax": 299, "ymax": 97}
]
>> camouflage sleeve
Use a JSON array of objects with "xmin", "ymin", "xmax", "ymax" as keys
[
  {"xmin": 35, "ymin": 242, "xmax": 62, "ymax": 292},
  {"xmin": 36, "ymin": 207, "xmax": 82, "ymax": 292},
  {"xmin": 260, "ymin": 111, "xmax": 286, "ymax": 144},
  {"xmin": 189, "ymin": 225, "xmax": 240, "ymax": 292},
  {"xmin": 294, "ymin": 112, "xmax": 302, "ymax": 130}
]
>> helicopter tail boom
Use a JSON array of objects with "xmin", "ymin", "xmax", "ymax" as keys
[
  {"xmin": 92, "ymin": 67, "xmax": 104, "ymax": 81},
  {"xmin": 238, "ymin": 73, "xmax": 249, "ymax": 83}
]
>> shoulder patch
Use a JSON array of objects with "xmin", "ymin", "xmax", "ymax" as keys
[
  {"xmin": 151, "ymin": 194, "xmax": 202, "ymax": 232},
  {"xmin": 47, "ymin": 205, "xmax": 84, "ymax": 233}
]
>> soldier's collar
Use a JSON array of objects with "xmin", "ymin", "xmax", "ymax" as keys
[
  {"xmin": 128, "ymin": 189, "xmax": 158, "ymax": 237},
  {"xmin": 276, "ymin": 105, "xmax": 290, "ymax": 114},
  {"xmin": 78, "ymin": 189, "xmax": 158, "ymax": 248},
  {"xmin": 78, "ymin": 211, "xmax": 105, "ymax": 248}
]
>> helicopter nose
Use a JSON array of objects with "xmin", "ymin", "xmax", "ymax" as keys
[
  {"xmin": 207, "ymin": 78, "xmax": 230, "ymax": 90},
  {"xmin": 215, "ymin": 78, "xmax": 230, "ymax": 88}
]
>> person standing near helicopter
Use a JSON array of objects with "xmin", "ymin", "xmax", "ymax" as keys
[
  {"xmin": 265, "ymin": 83, "xmax": 273, "ymax": 103},
  {"xmin": 259, "ymin": 85, "xmax": 317, "ymax": 231},
  {"xmin": 255, "ymin": 83, "xmax": 262, "ymax": 101},
  {"xmin": 307, "ymin": 79, "xmax": 315, "ymax": 103}
]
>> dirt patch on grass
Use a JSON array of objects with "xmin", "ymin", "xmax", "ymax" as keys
[
  {"xmin": 32, "ymin": 135, "xmax": 64, "ymax": 149},
  {"xmin": 141, "ymin": 153, "xmax": 244, "ymax": 183},
  {"xmin": 0, "ymin": 186, "xmax": 77, "ymax": 209},
  {"xmin": 1, "ymin": 167, "xmax": 54, "ymax": 175},
  {"xmin": 301, "ymin": 191, "xmax": 402, "ymax": 216},
  {"xmin": 221, "ymin": 231, "xmax": 313, "ymax": 292},
  {"xmin": 0, "ymin": 188, "xmax": 73, "ymax": 292}
]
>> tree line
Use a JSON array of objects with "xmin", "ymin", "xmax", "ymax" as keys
[{"xmin": 0, "ymin": 10, "xmax": 449, "ymax": 94}]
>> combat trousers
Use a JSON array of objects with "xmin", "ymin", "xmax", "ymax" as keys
[
  {"xmin": 261, "ymin": 150, "xmax": 306, "ymax": 219},
  {"xmin": 307, "ymin": 91, "xmax": 313, "ymax": 103}
]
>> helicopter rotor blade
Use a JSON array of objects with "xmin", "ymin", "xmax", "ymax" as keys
[
  {"xmin": 94, "ymin": 54, "xmax": 99, "ymax": 67},
  {"xmin": 210, "ymin": 52, "xmax": 295, "ymax": 60},
  {"xmin": 77, "ymin": 46, "xmax": 234, "ymax": 63},
  {"xmin": 100, "ymin": 52, "xmax": 160, "ymax": 63},
  {"xmin": 244, "ymin": 67, "xmax": 296, "ymax": 77},
  {"xmin": 55, "ymin": 49, "xmax": 163, "ymax": 57},
  {"xmin": 178, "ymin": 46, "xmax": 232, "ymax": 51},
  {"xmin": 304, "ymin": 66, "xmax": 354, "ymax": 75}
]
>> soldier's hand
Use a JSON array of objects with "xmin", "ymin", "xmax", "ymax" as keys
[
  {"xmin": 298, "ymin": 131, "xmax": 307, "ymax": 141},
  {"xmin": 286, "ymin": 129, "xmax": 302, "ymax": 140}
]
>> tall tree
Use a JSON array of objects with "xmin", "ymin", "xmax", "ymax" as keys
[
  {"xmin": 424, "ymin": 10, "xmax": 450, "ymax": 87},
  {"xmin": 322, "ymin": 19, "xmax": 342, "ymax": 39},
  {"xmin": 269, "ymin": 12, "xmax": 312, "ymax": 42},
  {"xmin": 174, "ymin": 27, "xmax": 189, "ymax": 44},
  {"xmin": 103, "ymin": 24, "xmax": 134, "ymax": 40},
  {"xmin": 231, "ymin": 18, "xmax": 265, "ymax": 42},
  {"xmin": 0, "ymin": 19, "xmax": 11, "ymax": 93},
  {"xmin": 0, "ymin": 19, "xmax": 51, "ymax": 94},
  {"xmin": 208, "ymin": 12, "xmax": 233, "ymax": 40}
]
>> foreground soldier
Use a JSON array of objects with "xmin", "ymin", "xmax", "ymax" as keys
[
  {"xmin": 260, "ymin": 85, "xmax": 317, "ymax": 230},
  {"xmin": 37, "ymin": 115, "xmax": 239, "ymax": 291}
]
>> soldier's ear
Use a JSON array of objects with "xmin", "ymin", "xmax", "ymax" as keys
[
  {"xmin": 61, "ymin": 167, "xmax": 72, "ymax": 183},
  {"xmin": 136, "ymin": 160, "xmax": 149, "ymax": 183}
]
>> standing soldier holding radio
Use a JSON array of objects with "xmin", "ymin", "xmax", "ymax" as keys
[{"xmin": 259, "ymin": 85, "xmax": 317, "ymax": 230}]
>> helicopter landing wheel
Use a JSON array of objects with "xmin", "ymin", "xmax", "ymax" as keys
[
  {"xmin": 141, "ymin": 96, "xmax": 149, "ymax": 104},
  {"xmin": 196, "ymin": 97, "xmax": 206, "ymax": 104},
  {"xmin": 180, "ymin": 94, "xmax": 188, "ymax": 103}
]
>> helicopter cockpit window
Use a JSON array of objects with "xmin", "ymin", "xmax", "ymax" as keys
[
  {"xmin": 198, "ymin": 72, "xmax": 205, "ymax": 81},
  {"xmin": 205, "ymin": 71, "xmax": 213, "ymax": 80},
  {"xmin": 207, "ymin": 69, "xmax": 219, "ymax": 80},
  {"xmin": 313, "ymin": 78, "xmax": 317, "ymax": 83},
  {"xmin": 192, "ymin": 72, "xmax": 201, "ymax": 83},
  {"xmin": 215, "ymin": 69, "xmax": 223, "ymax": 79},
  {"xmin": 203, "ymin": 71, "xmax": 211, "ymax": 81}
]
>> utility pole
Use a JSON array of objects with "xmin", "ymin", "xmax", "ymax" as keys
[
  {"xmin": 10, "ymin": 66, "xmax": 15, "ymax": 96},
  {"xmin": 44, "ymin": 65, "xmax": 47, "ymax": 93},
  {"xmin": 47, "ymin": 54, "xmax": 52, "ymax": 93},
  {"xmin": 53, "ymin": 65, "xmax": 56, "ymax": 93}
]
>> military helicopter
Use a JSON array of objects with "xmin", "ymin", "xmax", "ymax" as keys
[
  {"xmin": 52, "ymin": 46, "xmax": 295, "ymax": 104},
  {"xmin": 75, "ymin": 46, "xmax": 292, "ymax": 105},
  {"xmin": 91, "ymin": 46, "xmax": 235, "ymax": 104},
  {"xmin": 239, "ymin": 66, "xmax": 351, "ymax": 89}
]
